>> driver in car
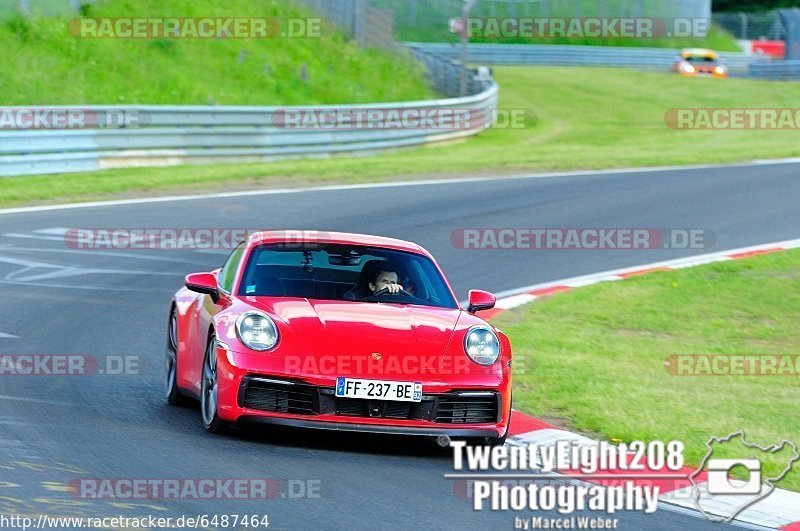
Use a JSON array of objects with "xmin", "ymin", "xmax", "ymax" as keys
[
  {"xmin": 343, "ymin": 260, "xmax": 406, "ymax": 301},
  {"xmin": 369, "ymin": 268, "xmax": 404, "ymax": 295}
]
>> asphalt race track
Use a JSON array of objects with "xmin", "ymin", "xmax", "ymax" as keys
[{"xmin": 1, "ymin": 162, "xmax": 798, "ymax": 529}]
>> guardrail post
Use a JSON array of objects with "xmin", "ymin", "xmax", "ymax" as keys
[
  {"xmin": 739, "ymin": 12, "xmax": 748, "ymax": 40},
  {"xmin": 352, "ymin": 0, "xmax": 366, "ymax": 47},
  {"xmin": 460, "ymin": 0, "xmax": 478, "ymax": 97},
  {"xmin": 632, "ymin": 0, "xmax": 642, "ymax": 19}
]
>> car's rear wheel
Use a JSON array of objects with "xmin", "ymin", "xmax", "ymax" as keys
[
  {"xmin": 200, "ymin": 333, "xmax": 229, "ymax": 434},
  {"xmin": 165, "ymin": 310, "xmax": 189, "ymax": 406}
]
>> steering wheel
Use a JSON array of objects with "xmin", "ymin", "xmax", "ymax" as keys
[
  {"xmin": 361, "ymin": 287, "xmax": 425, "ymax": 304},
  {"xmin": 370, "ymin": 287, "xmax": 414, "ymax": 298}
]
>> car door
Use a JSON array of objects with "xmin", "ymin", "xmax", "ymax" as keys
[{"xmin": 186, "ymin": 242, "xmax": 245, "ymax": 394}]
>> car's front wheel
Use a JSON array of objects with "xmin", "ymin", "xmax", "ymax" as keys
[
  {"xmin": 488, "ymin": 428, "xmax": 508, "ymax": 447},
  {"xmin": 200, "ymin": 333, "xmax": 229, "ymax": 434},
  {"xmin": 489, "ymin": 398, "xmax": 512, "ymax": 447},
  {"xmin": 468, "ymin": 402, "xmax": 510, "ymax": 447}
]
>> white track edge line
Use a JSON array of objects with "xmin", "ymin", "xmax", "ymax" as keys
[
  {"xmin": 3, "ymin": 158, "xmax": 800, "ymax": 215},
  {"xmin": 493, "ymin": 238, "xmax": 800, "ymax": 301}
]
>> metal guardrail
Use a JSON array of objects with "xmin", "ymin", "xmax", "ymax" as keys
[
  {"xmin": 0, "ymin": 69, "xmax": 498, "ymax": 177},
  {"xmin": 405, "ymin": 42, "xmax": 755, "ymax": 76},
  {"xmin": 0, "ymin": 3, "xmax": 499, "ymax": 177},
  {"xmin": 10, "ymin": 36, "xmax": 794, "ymax": 178},
  {"xmin": 749, "ymin": 60, "xmax": 800, "ymax": 80},
  {"xmin": 408, "ymin": 47, "xmax": 494, "ymax": 97}
]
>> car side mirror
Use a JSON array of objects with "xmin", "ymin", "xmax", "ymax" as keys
[
  {"xmin": 467, "ymin": 290, "xmax": 496, "ymax": 314},
  {"xmin": 185, "ymin": 272, "xmax": 220, "ymax": 303}
]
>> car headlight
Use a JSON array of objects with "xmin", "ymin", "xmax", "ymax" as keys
[
  {"xmin": 236, "ymin": 311, "xmax": 279, "ymax": 351},
  {"xmin": 464, "ymin": 325, "xmax": 500, "ymax": 365}
]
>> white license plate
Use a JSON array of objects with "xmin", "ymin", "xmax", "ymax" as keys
[{"xmin": 335, "ymin": 378, "xmax": 422, "ymax": 402}]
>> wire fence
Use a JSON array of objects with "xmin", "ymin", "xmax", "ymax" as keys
[
  {"xmin": 407, "ymin": 42, "xmax": 755, "ymax": 75},
  {"xmin": 4, "ymin": 0, "xmax": 711, "ymax": 21},
  {"xmin": 296, "ymin": 0, "xmax": 714, "ymax": 45},
  {"xmin": 297, "ymin": 0, "xmax": 396, "ymax": 50},
  {"xmin": 4, "ymin": 0, "xmax": 716, "ymax": 48},
  {"xmin": 409, "ymin": 47, "xmax": 495, "ymax": 95},
  {"xmin": 714, "ymin": 11, "xmax": 783, "ymax": 40},
  {"xmin": 384, "ymin": 0, "xmax": 711, "ymax": 43},
  {"xmin": 0, "ymin": 0, "xmax": 500, "ymax": 176}
]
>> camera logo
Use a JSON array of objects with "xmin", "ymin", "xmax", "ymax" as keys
[
  {"xmin": 706, "ymin": 459, "xmax": 762, "ymax": 495},
  {"xmin": 689, "ymin": 430, "xmax": 799, "ymax": 523}
]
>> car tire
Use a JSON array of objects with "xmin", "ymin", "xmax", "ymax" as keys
[
  {"xmin": 488, "ymin": 428, "xmax": 508, "ymax": 447},
  {"xmin": 200, "ymin": 332, "xmax": 230, "ymax": 434},
  {"xmin": 165, "ymin": 309, "xmax": 190, "ymax": 407},
  {"xmin": 468, "ymin": 399, "xmax": 510, "ymax": 447},
  {"xmin": 490, "ymin": 397, "xmax": 512, "ymax": 447},
  {"xmin": 471, "ymin": 429, "xmax": 507, "ymax": 447},
  {"xmin": 492, "ymin": 399, "xmax": 511, "ymax": 446}
]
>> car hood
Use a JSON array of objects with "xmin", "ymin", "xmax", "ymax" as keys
[{"xmin": 242, "ymin": 297, "xmax": 463, "ymax": 378}]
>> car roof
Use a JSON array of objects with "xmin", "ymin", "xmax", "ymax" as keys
[
  {"xmin": 245, "ymin": 230, "xmax": 430, "ymax": 256},
  {"xmin": 681, "ymin": 48, "xmax": 719, "ymax": 59}
]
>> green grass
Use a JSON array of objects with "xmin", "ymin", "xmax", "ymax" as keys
[
  {"xmin": 4, "ymin": 67, "xmax": 800, "ymax": 207},
  {"xmin": 0, "ymin": 0, "xmax": 433, "ymax": 105},
  {"xmin": 492, "ymin": 249, "xmax": 800, "ymax": 492}
]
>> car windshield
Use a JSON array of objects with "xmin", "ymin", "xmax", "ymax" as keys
[
  {"xmin": 686, "ymin": 56, "xmax": 719, "ymax": 65},
  {"xmin": 237, "ymin": 244, "xmax": 458, "ymax": 309}
]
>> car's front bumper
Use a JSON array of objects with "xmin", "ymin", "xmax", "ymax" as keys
[
  {"xmin": 678, "ymin": 71, "xmax": 727, "ymax": 78},
  {"xmin": 238, "ymin": 415, "xmax": 499, "ymax": 438},
  {"xmin": 214, "ymin": 345, "xmax": 511, "ymax": 438}
]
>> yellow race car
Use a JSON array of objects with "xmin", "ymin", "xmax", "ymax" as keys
[{"xmin": 672, "ymin": 48, "xmax": 728, "ymax": 78}]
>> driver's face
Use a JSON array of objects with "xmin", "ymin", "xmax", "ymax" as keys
[{"xmin": 370, "ymin": 271, "xmax": 399, "ymax": 294}]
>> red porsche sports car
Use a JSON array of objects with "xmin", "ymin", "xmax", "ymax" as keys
[{"xmin": 165, "ymin": 231, "xmax": 512, "ymax": 445}]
